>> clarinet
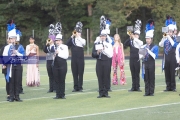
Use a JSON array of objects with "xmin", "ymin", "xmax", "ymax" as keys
[
  {"xmin": 98, "ymin": 52, "xmax": 102, "ymax": 59},
  {"xmin": 12, "ymin": 42, "xmax": 17, "ymax": 66},
  {"xmin": 98, "ymin": 41, "xmax": 104, "ymax": 59},
  {"xmin": 51, "ymin": 43, "xmax": 58, "ymax": 67}
]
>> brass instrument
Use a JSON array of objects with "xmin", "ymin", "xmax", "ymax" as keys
[
  {"xmin": 127, "ymin": 30, "xmax": 134, "ymax": 40},
  {"xmin": 127, "ymin": 30, "xmax": 132, "ymax": 36},
  {"xmin": 47, "ymin": 38, "xmax": 51, "ymax": 42},
  {"xmin": 72, "ymin": 30, "xmax": 77, "ymax": 35},
  {"xmin": 46, "ymin": 38, "xmax": 51, "ymax": 46},
  {"xmin": 127, "ymin": 26, "xmax": 133, "ymax": 36},
  {"xmin": 15, "ymin": 41, "xmax": 19, "ymax": 45},
  {"xmin": 162, "ymin": 27, "xmax": 168, "ymax": 37},
  {"xmin": 163, "ymin": 33, "xmax": 167, "ymax": 36}
]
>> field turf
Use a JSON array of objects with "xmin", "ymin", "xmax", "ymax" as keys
[{"xmin": 0, "ymin": 59, "xmax": 180, "ymax": 120}]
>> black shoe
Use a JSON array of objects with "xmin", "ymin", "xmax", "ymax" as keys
[
  {"xmin": 7, "ymin": 96, "xmax": 10, "ymax": 101},
  {"xmin": 19, "ymin": 91, "xmax": 24, "ymax": 94},
  {"xmin": 128, "ymin": 89, "xmax": 135, "ymax": 92},
  {"xmin": 9, "ymin": 99, "xmax": 14, "ymax": 102},
  {"xmin": 78, "ymin": 89, "xmax": 83, "ymax": 92},
  {"xmin": 108, "ymin": 89, "xmax": 112, "ymax": 92},
  {"xmin": 164, "ymin": 89, "xmax": 170, "ymax": 92},
  {"xmin": 104, "ymin": 95, "xmax": 111, "ymax": 98},
  {"xmin": 15, "ymin": 98, "xmax": 23, "ymax": 102},
  {"xmin": 149, "ymin": 94, "xmax": 154, "ymax": 96},
  {"xmin": 72, "ymin": 89, "xmax": 78, "ymax": 92},
  {"xmin": 53, "ymin": 96, "xmax": 60, "ymax": 99},
  {"xmin": 47, "ymin": 90, "xmax": 53, "ymax": 93},
  {"xmin": 143, "ymin": 94, "xmax": 149, "ymax": 96},
  {"xmin": 136, "ymin": 89, "xmax": 142, "ymax": 92},
  {"xmin": 60, "ymin": 96, "xmax": 66, "ymax": 99},
  {"xmin": 172, "ymin": 89, "xmax": 177, "ymax": 92},
  {"xmin": 97, "ymin": 95, "xmax": 103, "ymax": 98}
]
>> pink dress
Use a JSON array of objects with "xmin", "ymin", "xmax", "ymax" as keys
[
  {"xmin": 26, "ymin": 44, "xmax": 40, "ymax": 86},
  {"xmin": 112, "ymin": 45, "xmax": 126, "ymax": 85}
]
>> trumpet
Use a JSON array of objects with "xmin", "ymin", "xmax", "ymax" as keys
[
  {"xmin": 127, "ymin": 30, "xmax": 132, "ymax": 36},
  {"xmin": 46, "ymin": 38, "xmax": 51, "ymax": 46},
  {"xmin": 72, "ymin": 30, "xmax": 77, "ymax": 35},
  {"xmin": 163, "ymin": 33, "xmax": 167, "ymax": 36},
  {"xmin": 47, "ymin": 38, "xmax": 51, "ymax": 42}
]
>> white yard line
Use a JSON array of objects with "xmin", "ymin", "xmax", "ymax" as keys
[
  {"xmin": 47, "ymin": 102, "xmax": 180, "ymax": 120},
  {"xmin": 31, "ymin": 88, "xmax": 46, "ymax": 90}
]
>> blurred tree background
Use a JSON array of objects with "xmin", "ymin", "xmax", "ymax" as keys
[{"xmin": 0, "ymin": 0, "xmax": 180, "ymax": 55}]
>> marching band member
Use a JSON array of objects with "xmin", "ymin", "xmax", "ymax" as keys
[
  {"xmin": 43, "ymin": 24, "xmax": 56, "ymax": 93},
  {"xmin": 92, "ymin": 30, "xmax": 113, "ymax": 98},
  {"xmin": 159, "ymin": 15, "xmax": 178, "ymax": 92},
  {"xmin": 66, "ymin": 22, "xmax": 86, "ymax": 92},
  {"xmin": 96, "ymin": 15, "xmax": 114, "ymax": 91},
  {"xmin": 124, "ymin": 19, "xmax": 143, "ymax": 92},
  {"xmin": 112, "ymin": 34, "xmax": 126, "ymax": 85},
  {"xmin": 3, "ymin": 20, "xmax": 25, "ymax": 102},
  {"xmin": 26, "ymin": 36, "xmax": 40, "ymax": 87},
  {"xmin": 53, "ymin": 33, "xmax": 69, "ymax": 99},
  {"xmin": 141, "ymin": 19, "xmax": 159, "ymax": 96}
]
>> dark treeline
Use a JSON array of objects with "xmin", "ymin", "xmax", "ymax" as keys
[{"xmin": 0, "ymin": 0, "xmax": 180, "ymax": 53}]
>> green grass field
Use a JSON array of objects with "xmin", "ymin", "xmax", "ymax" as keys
[{"xmin": 0, "ymin": 59, "xmax": 180, "ymax": 120}]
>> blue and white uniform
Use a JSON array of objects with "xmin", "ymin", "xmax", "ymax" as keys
[{"xmin": 141, "ymin": 44, "xmax": 159, "ymax": 95}]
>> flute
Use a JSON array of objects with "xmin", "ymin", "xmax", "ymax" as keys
[
  {"xmin": 98, "ymin": 41, "xmax": 104, "ymax": 59},
  {"xmin": 12, "ymin": 42, "xmax": 17, "ymax": 66}
]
